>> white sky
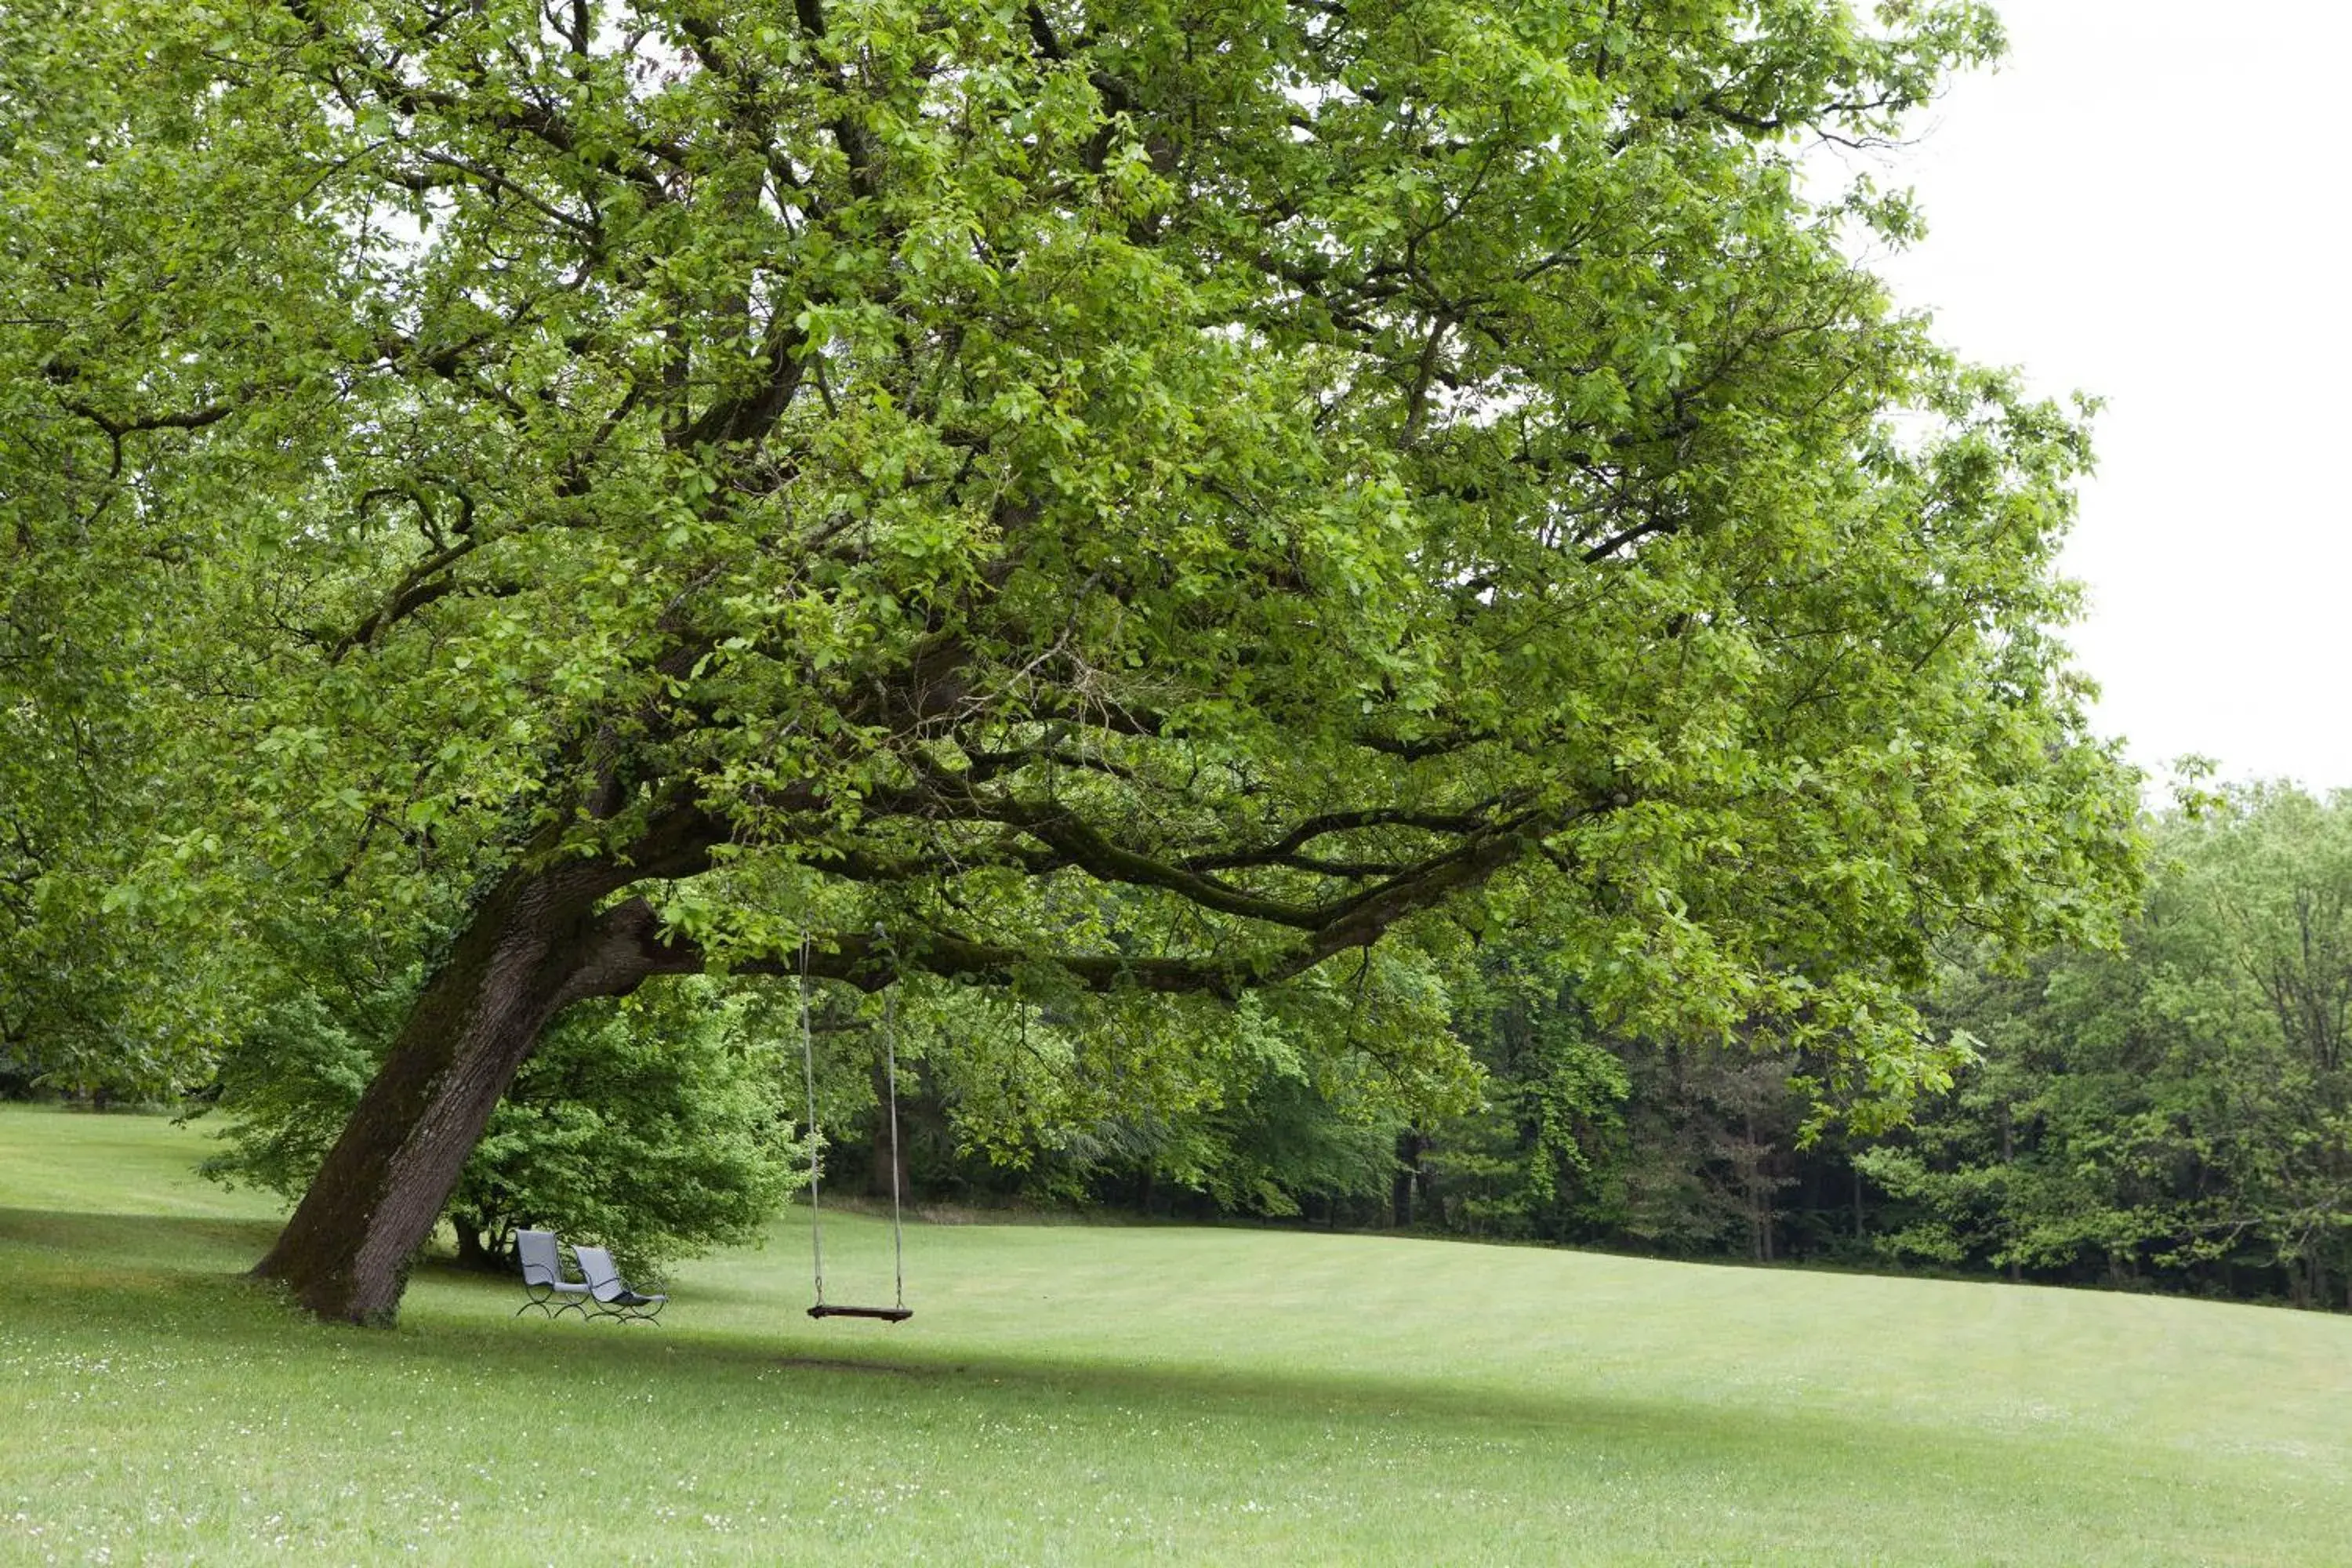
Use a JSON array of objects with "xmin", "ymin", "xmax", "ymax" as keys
[{"xmin": 1835, "ymin": 0, "xmax": 2352, "ymax": 793}]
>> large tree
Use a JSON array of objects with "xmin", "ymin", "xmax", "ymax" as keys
[{"xmin": 1, "ymin": 0, "xmax": 2137, "ymax": 1322}]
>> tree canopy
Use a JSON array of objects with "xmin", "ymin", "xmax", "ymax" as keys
[{"xmin": 0, "ymin": 0, "xmax": 2136, "ymax": 1321}]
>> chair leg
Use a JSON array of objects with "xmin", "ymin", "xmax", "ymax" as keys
[{"xmin": 519, "ymin": 1286, "xmax": 593, "ymax": 1321}]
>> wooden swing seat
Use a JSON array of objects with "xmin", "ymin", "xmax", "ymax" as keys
[{"xmin": 808, "ymin": 1303, "xmax": 913, "ymax": 1323}]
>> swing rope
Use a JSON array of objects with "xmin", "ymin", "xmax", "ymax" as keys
[
  {"xmin": 882, "ymin": 986, "xmax": 906, "ymax": 1312},
  {"xmin": 799, "ymin": 932, "xmax": 912, "ymax": 1323},
  {"xmin": 797, "ymin": 936, "xmax": 828, "ymax": 1309}
]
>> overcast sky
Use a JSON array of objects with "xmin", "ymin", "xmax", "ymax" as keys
[{"xmin": 1835, "ymin": 0, "xmax": 2352, "ymax": 793}]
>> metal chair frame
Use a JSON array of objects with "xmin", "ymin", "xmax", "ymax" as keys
[
  {"xmin": 514, "ymin": 1229, "xmax": 591, "ymax": 1320},
  {"xmin": 573, "ymin": 1243, "xmax": 668, "ymax": 1324}
]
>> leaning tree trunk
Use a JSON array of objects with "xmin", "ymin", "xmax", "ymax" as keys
[{"xmin": 251, "ymin": 863, "xmax": 647, "ymax": 1323}]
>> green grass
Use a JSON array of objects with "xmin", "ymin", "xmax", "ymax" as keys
[{"xmin": 3, "ymin": 1104, "xmax": 2348, "ymax": 1565}]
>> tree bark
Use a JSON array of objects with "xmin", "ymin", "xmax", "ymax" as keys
[
  {"xmin": 250, "ymin": 862, "xmax": 659, "ymax": 1323},
  {"xmin": 452, "ymin": 1214, "xmax": 498, "ymax": 1272},
  {"xmin": 1392, "ymin": 1128, "xmax": 1423, "ymax": 1229}
]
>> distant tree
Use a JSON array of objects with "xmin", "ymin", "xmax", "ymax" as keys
[
  {"xmin": 1419, "ymin": 949, "xmax": 1813, "ymax": 1258},
  {"xmin": 2, "ymin": 0, "xmax": 2137, "ymax": 1323},
  {"xmin": 1416, "ymin": 951, "xmax": 1630, "ymax": 1240},
  {"xmin": 1873, "ymin": 786, "xmax": 2352, "ymax": 1308}
]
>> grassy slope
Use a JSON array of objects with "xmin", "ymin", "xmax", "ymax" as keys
[{"xmin": 2, "ymin": 1105, "xmax": 2347, "ymax": 1566}]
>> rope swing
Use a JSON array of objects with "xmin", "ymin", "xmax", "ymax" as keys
[{"xmin": 798, "ymin": 933, "xmax": 912, "ymax": 1324}]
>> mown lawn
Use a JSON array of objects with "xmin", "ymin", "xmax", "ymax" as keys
[{"xmin": 2, "ymin": 1104, "xmax": 2348, "ymax": 1565}]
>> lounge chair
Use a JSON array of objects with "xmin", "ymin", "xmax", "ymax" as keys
[
  {"xmin": 572, "ymin": 1244, "xmax": 667, "ymax": 1324},
  {"xmin": 514, "ymin": 1229, "xmax": 590, "ymax": 1319}
]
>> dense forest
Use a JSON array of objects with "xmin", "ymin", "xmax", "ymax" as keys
[{"xmin": 1236, "ymin": 782, "xmax": 2349, "ymax": 1313}]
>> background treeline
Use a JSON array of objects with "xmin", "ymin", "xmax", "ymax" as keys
[
  {"xmin": 842, "ymin": 784, "xmax": 2352, "ymax": 1314},
  {"xmin": 11, "ymin": 785, "xmax": 2350, "ymax": 1312}
]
